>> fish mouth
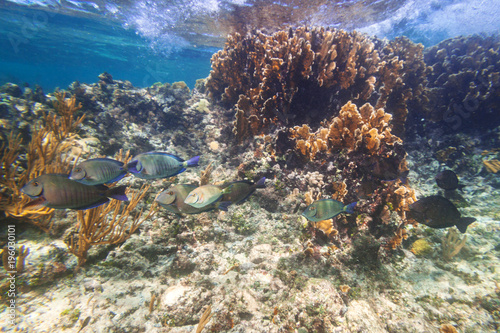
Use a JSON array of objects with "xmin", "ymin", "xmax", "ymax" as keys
[{"xmin": 21, "ymin": 188, "xmax": 43, "ymax": 199}]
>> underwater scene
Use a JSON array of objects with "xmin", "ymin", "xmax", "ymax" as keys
[{"xmin": 1, "ymin": 0, "xmax": 500, "ymax": 332}]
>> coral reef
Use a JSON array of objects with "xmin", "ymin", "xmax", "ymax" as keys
[
  {"xmin": 3, "ymin": 28, "xmax": 500, "ymax": 332},
  {"xmin": 207, "ymin": 27, "xmax": 426, "ymax": 141},
  {"xmin": 410, "ymin": 238, "xmax": 433, "ymax": 257},
  {"xmin": 483, "ymin": 159, "xmax": 500, "ymax": 173},
  {"xmin": 289, "ymin": 101, "xmax": 401, "ymax": 158},
  {"xmin": 421, "ymin": 34, "xmax": 500, "ymax": 133},
  {"xmin": 67, "ymin": 185, "xmax": 156, "ymax": 268},
  {"xmin": 0, "ymin": 93, "xmax": 85, "ymax": 231},
  {"xmin": 1, "ymin": 245, "xmax": 29, "ymax": 273},
  {"xmin": 441, "ymin": 228, "xmax": 467, "ymax": 261}
]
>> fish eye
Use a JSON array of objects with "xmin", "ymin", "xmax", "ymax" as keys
[
  {"xmin": 310, "ymin": 206, "xmax": 316, "ymax": 210},
  {"xmin": 168, "ymin": 191, "xmax": 174, "ymax": 195},
  {"xmin": 75, "ymin": 167, "xmax": 81, "ymax": 172},
  {"xmin": 32, "ymin": 181, "xmax": 39, "ymax": 187}
]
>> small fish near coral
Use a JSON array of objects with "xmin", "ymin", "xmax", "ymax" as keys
[
  {"xmin": 127, "ymin": 151, "xmax": 199, "ymax": 179},
  {"xmin": 435, "ymin": 170, "xmax": 465, "ymax": 191},
  {"xmin": 155, "ymin": 184, "xmax": 218, "ymax": 216},
  {"xmin": 220, "ymin": 177, "xmax": 266, "ymax": 205},
  {"xmin": 407, "ymin": 195, "xmax": 476, "ymax": 233},
  {"xmin": 21, "ymin": 174, "xmax": 128, "ymax": 210},
  {"xmin": 184, "ymin": 184, "xmax": 231, "ymax": 209},
  {"xmin": 70, "ymin": 158, "xmax": 127, "ymax": 185},
  {"xmin": 302, "ymin": 199, "xmax": 357, "ymax": 222}
]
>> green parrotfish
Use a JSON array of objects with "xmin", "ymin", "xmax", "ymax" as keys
[
  {"xmin": 70, "ymin": 158, "xmax": 127, "ymax": 185},
  {"xmin": 127, "ymin": 152, "xmax": 199, "ymax": 179},
  {"xmin": 302, "ymin": 199, "xmax": 357, "ymax": 222},
  {"xmin": 21, "ymin": 174, "xmax": 128, "ymax": 210}
]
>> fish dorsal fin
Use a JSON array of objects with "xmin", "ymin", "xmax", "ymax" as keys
[{"xmin": 88, "ymin": 158, "xmax": 124, "ymax": 167}]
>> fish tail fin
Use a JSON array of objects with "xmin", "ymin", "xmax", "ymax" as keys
[
  {"xmin": 106, "ymin": 185, "xmax": 129, "ymax": 201},
  {"xmin": 398, "ymin": 172, "xmax": 409, "ymax": 184},
  {"xmin": 126, "ymin": 160, "xmax": 139, "ymax": 173},
  {"xmin": 344, "ymin": 201, "xmax": 357, "ymax": 214},
  {"xmin": 456, "ymin": 217, "xmax": 476, "ymax": 233},
  {"xmin": 217, "ymin": 201, "xmax": 232, "ymax": 212},
  {"xmin": 254, "ymin": 177, "xmax": 266, "ymax": 188},
  {"xmin": 185, "ymin": 156, "xmax": 200, "ymax": 167}
]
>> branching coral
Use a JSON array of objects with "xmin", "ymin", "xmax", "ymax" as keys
[
  {"xmin": 207, "ymin": 27, "xmax": 426, "ymax": 142},
  {"xmin": 67, "ymin": 184, "xmax": 157, "ymax": 268},
  {"xmin": 442, "ymin": 228, "xmax": 467, "ymax": 261},
  {"xmin": 0, "ymin": 93, "xmax": 85, "ymax": 231},
  {"xmin": 483, "ymin": 159, "xmax": 500, "ymax": 173},
  {"xmin": 422, "ymin": 34, "xmax": 500, "ymax": 133},
  {"xmin": 1, "ymin": 245, "xmax": 29, "ymax": 273},
  {"xmin": 290, "ymin": 101, "xmax": 401, "ymax": 159}
]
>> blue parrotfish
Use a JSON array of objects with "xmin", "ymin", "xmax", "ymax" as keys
[
  {"xmin": 302, "ymin": 199, "xmax": 357, "ymax": 222},
  {"xmin": 184, "ymin": 184, "xmax": 230, "ymax": 208},
  {"xmin": 220, "ymin": 177, "xmax": 266, "ymax": 205},
  {"xmin": 21, "ymin": 174, "xmax": 128, "ymax": 210},
  {"xmin": 127, "ymin": 152, "xmax": 199, "ymax": 179},
  {"xmin": 70, "ymin": 158, "xmax": 127, "ymax": 185},
  {"xmin": 155, "ymin": 184, "xmax": 222, "ymax": 216}
]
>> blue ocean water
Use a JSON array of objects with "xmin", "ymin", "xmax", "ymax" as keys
[
  {"xmin": 0, "ymin": 5, "xmax": 215, "ymax": 91},
  {"xmin": 1, "ymin": 0, "xmax": 499, "ymax": 92}
]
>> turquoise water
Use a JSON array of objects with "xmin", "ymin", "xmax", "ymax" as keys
[
  {"xmin": 0, "ymin": 5, "xmax": 214, "ymax": 90},
  {"xmin": 1, "ymin": 0, "xmax": 499, "ymax": 91}
]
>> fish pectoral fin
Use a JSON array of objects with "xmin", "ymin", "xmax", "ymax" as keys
[
  {"xmin": 217, "ymin": 201, "xmax": 232, "ymax": 212},
  {"xmin": 23, "ymin": 197, "xmax": 47, "ymax": 210}
]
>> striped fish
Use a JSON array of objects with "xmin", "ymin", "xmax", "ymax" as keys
[
  {"xmin": 21, "ymin": 174, "xmax": 128, "ymax": 210},
  {"xmin": 127, "ymin": 152, "xmax": 199, "ymax": 179},
  {"xmin": 70, "ymin": 158, "xmax": 127, "ymax": 185}
]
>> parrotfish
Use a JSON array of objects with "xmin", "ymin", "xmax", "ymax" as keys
[
  {"xmin": 302, "ymin": 199, "xmax": 357, "ymax": 222},
  {"xmin": 184, "ymin": 184, "xmax": 230, "ymax": 208},
  {"xmin": 220, "ymin": 177, "xmax": 266, "ymax": 204},
  {"xmin": 407, "ymin": 195, "xmax": 476, "ymax": 233},
  {"xmin": 21, "ymin": 174, "xmax": 128, "ymax": 210},
  {"xmin": 435, "ymin": 170, "xmax": 465, "ymax": 191},
  {"xmin": 70, "ymin": 158, "xmax": 127, "ymax": 185},
  {"xmin": 155, "ymin": 184, "xmax": 217, "ymax": 215},
  {"xmin": 127, "ymin": 152, "xmax": 199, "ymax": 179}
]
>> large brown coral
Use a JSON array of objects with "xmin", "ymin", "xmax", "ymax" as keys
[
  {"xmin": 207, "ymin": 27, "xmax": 427, "ymax": 142},
  {"xmin": 422, "ymin": 34, "xmax": 500, "ymax": 133},
  {"xmin": 290, "ymin": 102, "xmax": 401, "ymax": 159}
]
